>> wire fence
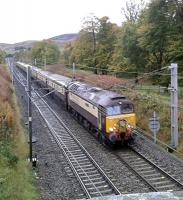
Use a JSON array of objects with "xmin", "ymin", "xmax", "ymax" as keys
[{"xmin": 133, "ymin": 84, "xmax": 183, "ymax": 98}]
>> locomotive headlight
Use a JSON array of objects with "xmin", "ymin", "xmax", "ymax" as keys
[
  {"xmin": 127, "ymin": 124, "xmax": 133, "ymax": 129},
  {"xmin": 109, "ymin": 127, "xmax": 114, "ymax": 132},
  {"xmin": 118, "ymin": 119, "xmax": 126, "ymax": 127}
]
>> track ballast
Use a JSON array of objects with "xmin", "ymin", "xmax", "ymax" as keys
[
  {"xmin": 13, "ymin": 67, "xmax": 121, "ymax": 199},
  {"xmin": 115, "ymin": 145, "xmax": 183, "ymax": 192},
  {"xmin": 11, "ymin": 63, "xmax": 183, "ymax": 198}
]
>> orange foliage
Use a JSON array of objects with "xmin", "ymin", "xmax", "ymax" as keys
[
  {"xmin": 6, "ymin": 110, "xmax": 14, "ymax": 128},
  {"xmin": 0, "ymin": 65, "xmax": 11, "ymax": 103},
  {"xmin": 0, "ymin": 65, "xmax": 14, "ymax": 140}
]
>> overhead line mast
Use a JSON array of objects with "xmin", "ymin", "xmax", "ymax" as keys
[
  {"xmin": 169, "ymin": 63, "xmax": 178, "ymax": 149},
  {"xmin": 27, "ymin": 66, "xmax": 32, "ymax": 162}
]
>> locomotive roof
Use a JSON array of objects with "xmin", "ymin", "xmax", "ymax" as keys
[{"xmin": 68, "ymin": 81, "xmax": 130, "ymax": 107}]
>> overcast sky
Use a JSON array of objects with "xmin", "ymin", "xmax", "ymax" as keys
[{"xmin": 0, "ymin": 0, "xmax": 145, "ymax": 44}]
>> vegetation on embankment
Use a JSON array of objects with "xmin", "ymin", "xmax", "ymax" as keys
[
  {"xmin": 60, "ymin": 0, "xmax": 183, "ymax": 86},
  {"xmin": 0, "ymin": 64, "xmax": 37, "ymax": 200},
  {"xmin": 15, "ymin": 0, "xmax": 183, "ymax": 88}
]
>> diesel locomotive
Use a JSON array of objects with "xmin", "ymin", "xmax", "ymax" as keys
[{"xmin": 16, "ymin": 62, "xmax": 136, "ymax": 146}]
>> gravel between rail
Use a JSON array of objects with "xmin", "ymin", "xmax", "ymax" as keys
[
  {"xmin": 14, "ymin": 69, "xmax": 183, "ymax": 199},
  {"xmin": 14, "ymin": 79, "xmax": 86, "ymax": 200}
]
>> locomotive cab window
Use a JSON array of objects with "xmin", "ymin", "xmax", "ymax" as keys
[
  {"xmin": 106, "ymin": 103, "xmax": 134, "ymax": 116},
  {"xmin": 121, "ymin": 103, "xmax": 133, "ymax": 114},
  {"xmin": 106, "ymin": 105, "xmax": 121, "ymax": 116}
]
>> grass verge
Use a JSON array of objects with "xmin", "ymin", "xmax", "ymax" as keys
[{"xmin": 0, "ymin": 64, "xmax": 38, "ymax": 200}]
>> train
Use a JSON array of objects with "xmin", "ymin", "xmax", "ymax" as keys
[{"xmin": 16, "ymin": 62, "xmax": 136, "ymax": 146}]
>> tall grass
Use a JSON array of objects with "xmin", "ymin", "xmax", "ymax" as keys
[{"xmin": 0, "ymin": 64, "xmax": 37, "ymax": 200}]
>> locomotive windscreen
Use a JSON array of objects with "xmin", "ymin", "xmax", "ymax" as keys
[
  {"xmin": 121, "ymin": 103, "xmax": 134, "ymax": 114},
  {"xmin": 106, "ymin": 103, "xmax": 134, "ymax": 116}
]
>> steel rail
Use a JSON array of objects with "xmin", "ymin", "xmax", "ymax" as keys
[
  {"xmin": 31, "ymin": 91, "xmax": 105, "ymax": 198},
  {"xmin": 114, "ymin": 153, "xmax": 158, "ymax": 192},
  {"xmin": 32, "ymin": 87, "xmax": 121, "ymax": 197},
  {"xmin": 115, "ymin": 146, "xmax": 183, "ymax": 192},
  {"xmin": 14, "ymin": 67, "xmax": 121, "ymax": 198},
  {"xmin": 130, "ymin": 145, "xmax": 183, "ymax": 190}
]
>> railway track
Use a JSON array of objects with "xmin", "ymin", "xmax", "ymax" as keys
[
  {"xmin": 115, "ymin": 146, "xmax": 183, "ymax": 192},
  {"xmin": 12, "ymin": 64, "xmax": 183, "ymax": 197},
  {"xmin": 13, "ymin": 67, "xmax": 121, "ymax": 199}
]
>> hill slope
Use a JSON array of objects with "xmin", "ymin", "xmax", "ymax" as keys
[
  {"xmin": 50, "ymin": 33, "xmax": 78, "ymax": 43},
  {"xmin": 0, "ymin": 33, "xmax": 78, "ymax": 53},
  {"xmin": 0, "ymin": 40, "xmax": 36, "ymax": 53}
]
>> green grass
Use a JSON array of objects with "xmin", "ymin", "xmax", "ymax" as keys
[{"xmin": 121, "ymin": 85, "xmax": 183, "ymax": 153}]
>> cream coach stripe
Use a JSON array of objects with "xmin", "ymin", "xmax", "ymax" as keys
[
  {"xmin": 69, "ymin": 93, "xmax": 98, "ymax": 118},
  {"xmin": 48, "ymin": 80, "xmax": 65, "ymax": 95}
]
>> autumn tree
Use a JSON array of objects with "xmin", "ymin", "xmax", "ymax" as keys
[
  {"xmin": 166, "ymin": 0, "xmax": 183, "ymax": 69},
  {"xmin": 62, "ymin": 0, "xmax": 183, "ymax": 84},
  {"xmin": 137, "ymin": 0, "xmax": 171, "ymax": 71},
  {"xmin": 121, "ymin": 0, "xmax": 145, "ymax": 23},
  {"xmin": 31, "ymin": 40, "xmax": 60, "ymax": 66},
  {"xmin": 82, "ymin": 14, "xmax": 100, "ymax": 73},
  {"xmin": 95, "ymin": 17, "xmax": 119, "ymax": 74},
  {"xmin": 136, "ymin": 0, "xmax": 183, "ymax": 84},
  {"xmin": 120, "ymin": 0, "xmax": 147, "ymax": 75},
  {"xmin": 67, "ymin": 31, "xmax": 94, "ymax": 67},
  {"xmin": 14, "ymin": 49, "xmax": 32, "ymax": 63}
]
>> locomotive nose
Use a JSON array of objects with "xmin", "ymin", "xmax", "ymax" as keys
[{"xmin": 109, "ymin": 130, "xmax": 122, "ymax": 143}]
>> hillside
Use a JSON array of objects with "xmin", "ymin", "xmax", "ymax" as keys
[
  {"xmin": 0, "ymin": 33, "xmax": 78, "ymax": 54},
  {"xmin": 50, "ymin": 33, "xmax": 78, "ymax": 43},
  {"xmin": 0, "ymin": 40, "xmax": 36, "ymax": 54},
  {"xmin": 50, "ymin": 33, "xmax": 78, "ymax": 52}
]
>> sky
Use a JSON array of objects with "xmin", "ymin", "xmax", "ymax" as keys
[{"xmin": 0, "ymin": 0, "xmax": 143, "ymax": 44}]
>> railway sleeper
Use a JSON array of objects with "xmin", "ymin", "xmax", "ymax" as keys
[
  {"xmin": 89, "ymin": 191, "xmax": 113, "ymax": 197},
  {"xmin": 156, "ymin": 184, "xmax": 178, "ymax": 190},
  {"xmin": 135, "ymin": 166, "xmax": 154, "ymax": 170},
  {"xmin": 89, "ymin": 188, "xmax": 113, "ymax": 195},
  {"xmin": 147, "ymin": 176, "xmax": 166, "ymax": 181},
  {"xmin": 70, "ymin": 158, "xmax": 89, "ymax": 162},
  {"xmin": 75, "ymin": 167, "xmax": 96, "ymax": 172},
  {"xmin": 69, "ymin": 155, "xmax": 87, "ymax": 160},
  {"xmin": 132, "ymin": 163, "xmax": 151, "ymax": 168},
  {"xmin": 63, "ymin": 144, "xmax": 79, "ymax": 148},
  {"xmin": 77, "ymin": 170, "xmax": 99, "ymax": 175},
  {"xmin": 68, "ymin": 153, "xmax": 86, "ymax": 158},
  {"xmin": 82, "ymin": 177, "xmax": 104, "ymax": 182},
  {"xmin": 85, "ymin": 180, "xmax": 107, "ymax": 186},
  {"xmin": 139, "ymin": 169, "xmax": 157, "ymax": 175},
  {"xmin": 130, "ymin": 159, "xmax": 146, "ymax": 164},
  {"xmin": 153, "ymin": 180, "xmax": 175, "ymax": 186},
  {"xmin": 87, "ymin": 184, "xmax": 110, "ymax": 190},
  {"xmin": 79, "ymin": 172, "xmax": 101, "ymax": 177},
  {"xmin": 73, "ymin": 161, "xmax": 91, "ymax": 166}
]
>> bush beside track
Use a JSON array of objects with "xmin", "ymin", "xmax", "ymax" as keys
[{"xmin": 0, "ymin": 64, "xmax": 37, "ymax": 200}]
